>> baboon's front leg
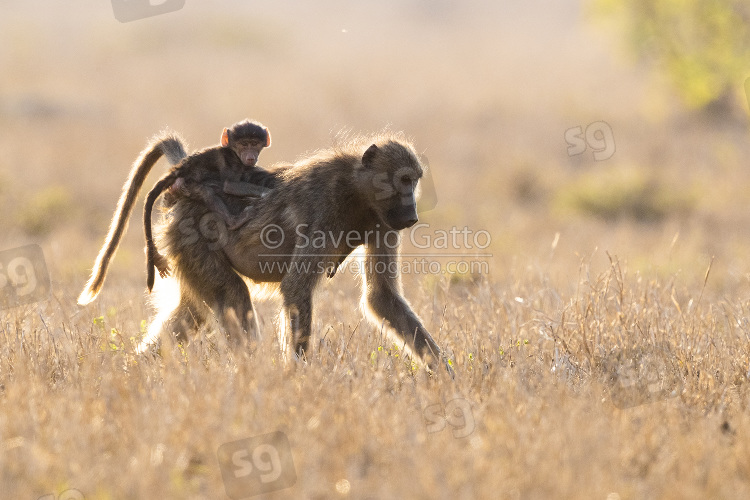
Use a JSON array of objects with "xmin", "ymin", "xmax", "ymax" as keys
[
  {"xmin": 366, "ymin": 283, "xmax": 443, "ymax": 369},
  {"xmin": 362, "ymin": 240, "xmax": 450, "ymax": 374}
]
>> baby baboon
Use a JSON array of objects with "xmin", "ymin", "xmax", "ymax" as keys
[
  {"xmin": 144, "ymin": 120, "xmax": 282, "ymax": 289},
  {"xmin": 160, "ymin": 119, "xmax": 274, "ymax": 227}
]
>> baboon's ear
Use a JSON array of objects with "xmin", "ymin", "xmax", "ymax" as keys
[
  {"xmin": 220, "ymin": 128, "xmax": 230, "ymax": 147},
  {"xmin": 264, "ymin": 128, "xmax": 272, "ymax": 148},
  {"xmin": 362, "ymin": 144, "xmax": 379, "ymax": 167}
]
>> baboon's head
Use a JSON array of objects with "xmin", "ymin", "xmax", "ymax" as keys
[
  {"xmin": 222, "ymin": 119, "xmax": 271, "ymax": 167},
  {"xmin": 361, "ymin": 140, "xmax": 423, "ymax": 230}
]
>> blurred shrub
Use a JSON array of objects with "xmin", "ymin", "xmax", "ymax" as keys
[
  {"xmin": 509, "ymin": 166, "xmax": 547, "ymax": 205},
  {"xmin": 592, "ymin": 0, "xmax": 750, "ymax": 111},
  {"xmin": 18, "ymin": 185, "xmax": 74, "ymax": 235},
  {"xmin": 555, "ymin": 168, "xmax": 694, "ymax": 222}
]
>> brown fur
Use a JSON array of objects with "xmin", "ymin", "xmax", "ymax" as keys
[
  {"xmin": 77, "ymin": 131, "xmax": 186, "ymax": 305},
  {"xmin": 156, "ymin": 133, "xmax": 448, "ymax": 371},
  {"xmin": 143, "ymin": 120, "xmax": 278, "ymax": 290},
  {"xmin": 79, "ymin": 131, "xmax": 450, "ymax": 372}
]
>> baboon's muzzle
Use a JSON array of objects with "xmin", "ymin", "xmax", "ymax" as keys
[{"xmin": 387, "ymin": 205, "xmax": 419, "ymax": 230}]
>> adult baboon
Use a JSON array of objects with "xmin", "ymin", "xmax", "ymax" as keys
[{"xmin": 80, "ymin": 132, "xmax": 448, "ymax": 372}]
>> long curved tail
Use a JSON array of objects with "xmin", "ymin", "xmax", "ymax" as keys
[{"xmin": 78, "ymin": 132, "xmax": 187, "ymax": 305}]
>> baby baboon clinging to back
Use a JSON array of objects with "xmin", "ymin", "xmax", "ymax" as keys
[
  {"xmin": 160, "ymin": 119, "xmax": 274, "ymax": 227},
  {"xmin": 79, "ymin": 131, "xmax": 451, "ymax": 373},
  {"xmin": 143, "ymin": 119, "xmax": 280, "ymax": 286}
]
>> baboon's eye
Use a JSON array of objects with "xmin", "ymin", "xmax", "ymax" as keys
[{"xmin": 400, "ymin": 175, "xmax": 412, "ymax": 184}]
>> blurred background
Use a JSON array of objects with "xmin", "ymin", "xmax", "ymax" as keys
[{"xmin": 1, "ymin": 0, "xmax": 750, "ymax": 296}]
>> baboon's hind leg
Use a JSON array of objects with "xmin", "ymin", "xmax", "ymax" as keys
[
  {"xmin": 214, "ymin": 272, "xmax": 258, "ymax": 344},
  {"xmin": 177, "ymin": 252, "xmax": 259, "ymax": 343},
  {"xmin": 140, "ymin": 286, "xmax": 206, "ymax": 353},
  {"xmin": 168, "ymin": 296, "xmax": 206, "ymax": 344}
]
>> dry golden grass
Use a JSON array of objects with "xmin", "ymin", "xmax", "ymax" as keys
[
  {"xmin": 2, "ymin": 1, "xmax": 750, "ymax": 499},
  {"xmin": 3, "ymin": 261, "xmax": 750, "ymax": 499}
]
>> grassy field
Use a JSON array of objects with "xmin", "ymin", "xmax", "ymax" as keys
[{"xmin": 2, "ymin": 1, "xmax": 750, "ymax": 498}]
